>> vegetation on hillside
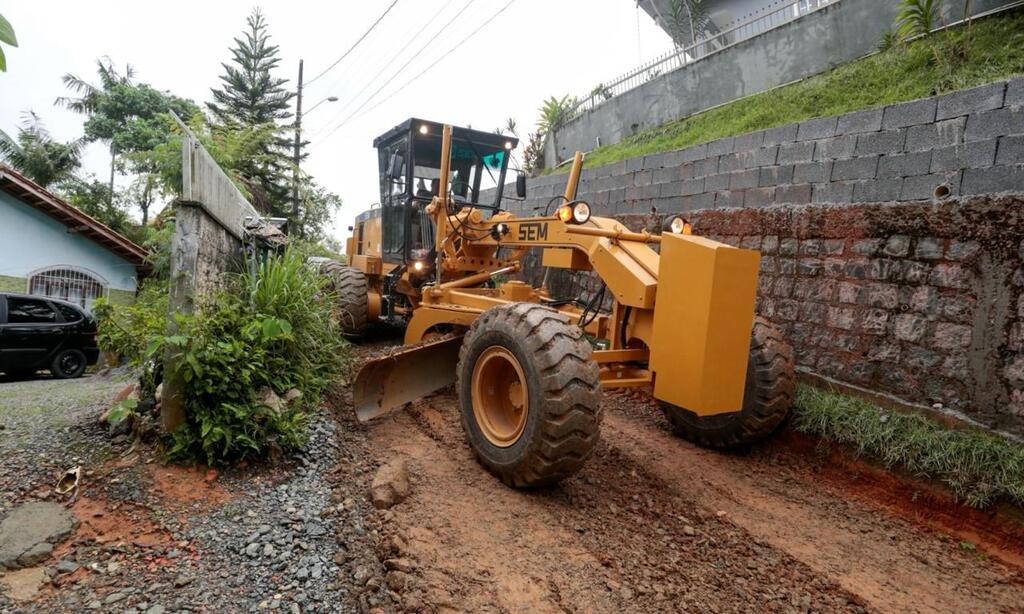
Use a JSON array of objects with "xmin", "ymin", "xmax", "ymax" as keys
[
  {"xmin": 546, "ymin": 10, "xmax": 1024, "ymax": 173},
  {"xmin": 793, "ymin": 385, "xmax": 1024, "ymax": 508}
]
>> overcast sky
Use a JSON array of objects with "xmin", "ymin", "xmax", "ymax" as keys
[{"xmin": 0, "ymin": 0, "xmax": 669, "ymax": 239}]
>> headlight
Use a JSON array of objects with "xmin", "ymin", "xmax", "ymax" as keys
[
  {"xmin": 557, "ymin": 202, "xmax": 592, "ymax": 224},
  {"xmin": 412, "ymin": 260, "xmax": 426, "ymax": 272},
  {"xmin": 669, "ymin": 216, "xmax": 692, "ymax": 235},
  {"xmin": 572, "ymin": 202, "xmax": 591, "ymax": 224}
]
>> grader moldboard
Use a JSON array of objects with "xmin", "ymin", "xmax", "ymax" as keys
[{"xmin": 322, "ymin": 119, "xmax": 794, "ymax": 488}]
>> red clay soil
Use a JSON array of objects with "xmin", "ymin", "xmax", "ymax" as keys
[
  {"xmin": 344, "ymin": 383, "xmax": 1024, "ymax": 613},
  {"xmin": 773, "ymin": 429, "xmax": 1024, "ymax": 569}
]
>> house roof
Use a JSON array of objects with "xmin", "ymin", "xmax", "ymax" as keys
[{"xmin": 0, "ymin": 165, "xmax": 150, "ymax": 271}]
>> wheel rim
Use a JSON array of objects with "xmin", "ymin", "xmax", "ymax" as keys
[
  {"xmin": 471, "ymin": 346, "xmax": 529, "ymax": 447},
  {"xmin": 60, "ymin": 353, "xmax": 81, "ymax": 375}
]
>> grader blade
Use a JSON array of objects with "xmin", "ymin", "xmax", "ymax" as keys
[{"xmin": 352, "ymin": 335, "xmax": 462, "ymax": 422}]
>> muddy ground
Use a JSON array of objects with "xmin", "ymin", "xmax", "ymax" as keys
[
  {"xmin": 1, "ymin": 341, "xmax": 1023, "ymax": 613},
  {"xmin": 335, "ymin": 338, "xmax": 1024, "ymax": 613}
]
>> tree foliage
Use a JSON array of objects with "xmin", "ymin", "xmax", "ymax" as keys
[
  {"xmin": 0, "ymin": 13, "xmax": 17, "ymax": 72},
  {"xmin": 57, "ymin": 176, "xmax": 133, "ymax": 234},
  {"xmin": 0, "ymin": 112, "xmax": 84, "ymax": 187},
  {"xmin": 207, "ymin": 8, "xmax": 296, "ymax": 216},
  {"xmin": 895, "ymin": 0, "xmax": 942, "ymax": 40}
]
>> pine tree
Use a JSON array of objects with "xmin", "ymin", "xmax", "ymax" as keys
[{"xmin": 208, "ymin": 8, "xmax": 295, "ymax": 214}]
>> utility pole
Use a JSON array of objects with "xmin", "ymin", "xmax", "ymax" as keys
[{"xmin": 291, "ymin": 58, "xmax": 304, "ymax": 236}]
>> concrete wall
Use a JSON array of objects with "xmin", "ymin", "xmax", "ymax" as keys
[
  {"xmin": 162, "ymin": 126, "xmax": 256, "ymax": 431},
  {"xmin": 551, "ymin": 0, "xmax": 1016, "ymax": 165},
  {"xmin": 493, "ymin": 80, "xmax": 1024, "ymax": 435},
  {"xmin": 0, "ymin": 191, "xmax": 139, "ymax": 293}
]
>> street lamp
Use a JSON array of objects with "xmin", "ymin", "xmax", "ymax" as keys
[{"xmin": 306, "ymin": 95, "xmax": 339, "ymax": 116}]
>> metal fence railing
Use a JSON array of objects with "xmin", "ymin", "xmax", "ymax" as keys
[{"xmin": 569, "ymin": 0, "xmax": 837, "ymax": 118}]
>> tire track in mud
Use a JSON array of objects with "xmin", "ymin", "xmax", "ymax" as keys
[
  {"xmin": 601, "ymin": 392, "xmax": 1024, "ymax": 613},
  {"xmin": 364, "ymin": 392, "xmax": 868, "ymax": 613}
]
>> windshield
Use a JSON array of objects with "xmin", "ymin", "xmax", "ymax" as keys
[{"xmin": 410, "ymin": 132, "xmax": 509, "ymax": 208}]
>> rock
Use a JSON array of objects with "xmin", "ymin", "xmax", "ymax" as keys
[
  {"xmin": 259, "ymin": 387, "xmax": 284, "ymax": 414},
  {"xmin": 283, "ymin": 389, "xmax": 302, "ymax": 405},
  {"xmin": 105, "ymin": 591, "xmax": 128, "ymax": 605},
  {"xmin": 385, "ymin": 570, "xmax": 415, "ymax": 592},
  {"xmin": 263, "ymin": 543, "xmax": 277, "ymax": 557},
  {"xmin": 352, "ymin": 564, "xmax": 373, "ymax": 585},
  {"xmin": 56, "ymin": 559, "xmax": 80, "ymax": 574},
  {"xmin": 683, "ymin": 525, "xmax": 696, "ymax": 537},
  {"xmin": 384, "ymin": 558, "xmax": 417, "ymax": 573},
  {"xmin": 0, "ymin": 566, "xmax": 46, "ymax": 601},
  {"xmin": 173, "ymin": 574, "xmax": 192, "ymax": 588},
  {"xmin": 369, "ymin": 460, "xmax": 411, "ymax": 510},
  {"xmin": 145, "ymin": 606, "xmax": 166, "ymax": 614},
  {"xmin": 0, "ymin": 501, "xmax": 79, "ymax": 569},
  {"xmin": 245, "ymin": 543, "xmax": 261, "ymax": 558},
  {"xmin": 87, "ymin": 599, "xmax": 102, "ymax": 610},
  {"xmin": 17, "ymin": 541, "xmax": 53, "ymax": 566}
]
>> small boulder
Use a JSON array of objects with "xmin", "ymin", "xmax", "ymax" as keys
[
  {"xmin": 370, "ymin": 459, "xmax": 411, "ymax": 510},
  {"xmin": 283, "ymin": 388, "xmax": 303, "ymax": 405},
  {"xmin": 258, "ymin": 387, "xmax": 284, "ymax": 414}
]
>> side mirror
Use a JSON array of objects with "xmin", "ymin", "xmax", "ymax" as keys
[
  {"xmin": 387, "ymin": 153, "xmax": 404, "ymax": 181},
  {"xmin": 515, "ymin": 172, "xmax": 527, "ymax": 198}
]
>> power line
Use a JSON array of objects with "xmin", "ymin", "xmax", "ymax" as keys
[
  {"xmin": 313, "ymin": 0, "xmax": 461, "ymax": 135},
  {"xmin": 316, "ymin": 0, "xmax": 517, "ymax": 146},
  {"xmin": 305, "ymin": 0, "xmax": 401, "ymax": 86},
  {"xmin": 316, "ymin": 0, "xmax": 477, "ymax": 140}
]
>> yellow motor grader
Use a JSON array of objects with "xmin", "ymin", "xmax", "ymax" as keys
[{"xmin": 322, "ymin": 119, "xmax": 794, "ymax": 488}]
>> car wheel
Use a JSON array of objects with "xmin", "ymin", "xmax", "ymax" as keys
[{"xmin": 51, "ymin": 349, "xmax": 88, "ymax": 379}]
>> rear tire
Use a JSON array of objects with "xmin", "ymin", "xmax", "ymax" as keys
[
  {"xmin": 51, "ymin": 349, "xmax": 87, "ymax": 379},
  {"xmin": 661, "ymin": 317, "xmax": 794, "ymax": 447},
  {"xmin": 318, "ymin": 260, "xmax": 368, "ymax": 336},
  {"xmin": 457, "ymin": 303, "xmax": 602, "ymax": 488}
]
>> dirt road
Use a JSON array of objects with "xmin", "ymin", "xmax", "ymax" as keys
[{"xmin": 337, "ymin": 345, "xmax": 1024, "ymax": 613}]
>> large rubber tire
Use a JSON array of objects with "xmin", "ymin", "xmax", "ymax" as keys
[
  {"xmin": 318, "ymin": 260, "xmax": 368, "ymax": 336},
  {"xmin": 457, "ymin": 303, "xmax": 602, "ymax": 488},
  {"xmin": 661, "ymin": 317, "xmax": 794, "ymax": 447},
  {"xmin": 51, "ymin": 349, "xmax": 87, "ymax": 379}
]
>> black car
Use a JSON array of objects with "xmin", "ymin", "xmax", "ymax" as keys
[{"xmin": 0, "ymin": 293, "xmax": 100, "ymax": 379}]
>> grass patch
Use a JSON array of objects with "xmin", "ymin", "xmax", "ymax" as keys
[
  {"xmin": 792, "ymin": 385, "xmax": 1024, "ymax": 508},
  {"xmin": 547, "ymin": 10, "xmax": 1024, "ymax": 173}
]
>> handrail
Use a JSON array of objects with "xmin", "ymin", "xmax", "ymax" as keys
[{"xmin": 569, "ymin": 0, "xmax": 837, "ymax": 118}]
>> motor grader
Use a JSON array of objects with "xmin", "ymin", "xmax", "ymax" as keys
[{"xmin": 321, "ymin": 118, "xmax": 794, "ymax": 488}]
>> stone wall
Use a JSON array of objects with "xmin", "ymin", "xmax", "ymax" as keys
[
  {"xmin": 682, "ymin": 197, "xmax": 1024, "ymax": 435},
  {"xmin": 491, "ymin": 80, "xmax": 1024, "ymax": 435},
  {"xmin": 551, "ymin": 0, "xmax": 1018, "ymax": 165},
  {"xmin": 510, "ymin": 79, "xmax": 1024, "ymax": 218}
]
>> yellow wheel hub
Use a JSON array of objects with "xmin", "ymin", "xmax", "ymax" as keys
[{"xmin": 471, "ymin": 346, "xmax": 529, "ymax": 447}]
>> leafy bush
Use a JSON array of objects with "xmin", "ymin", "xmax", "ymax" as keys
[
  {"xmin": 792, "ymin": 385, "xmax": 1024, "ymax": 508},
  {"xmin": 93, "ymin": 282, "xmax": 169, "ymax": 365},
  {"xmin": 159, "ymin": 249, "xmax": 347, "ymax": 465}
]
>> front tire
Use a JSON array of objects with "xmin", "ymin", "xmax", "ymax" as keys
[
  {"xmin": 661, "ymin": 317, "xmax": 794, "ymax": 447},
  {"xmin": 457, "ymin": 303, "xmax": 602, "ymax": 488},
  {"xmin": 51, "ymin": 349, "xmax": 87, "ymax": 379},
  {"xmin": 318, "ymin": 260, "xmax": 368, "ymax": 336}
]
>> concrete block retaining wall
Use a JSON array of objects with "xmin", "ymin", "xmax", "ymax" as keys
[
  {"xmin": 550, "ymin": 0, "xmax": 1019, "ymax": 165},
  {"xmin": 489, "ymin": 80, "xmax": 1024, "ymax": 435}
]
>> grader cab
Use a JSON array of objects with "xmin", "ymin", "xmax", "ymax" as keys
[{"xmin": 323, "ymin": 119, "xmax": 795, "ymax": 488}]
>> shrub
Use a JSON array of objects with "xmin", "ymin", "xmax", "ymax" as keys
[
  {"xmin": 93, "ymin": 282, "xmax": 169, "ymax": 365},
  {"xmin": 159, "ymin": 249, "xmax": 347, "ymax": 465},
  {"xmin": 792, "ymin": 385, "xmax": 1024, "ymax": 508}
]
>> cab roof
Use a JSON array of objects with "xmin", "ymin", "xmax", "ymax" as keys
[{"xmin": 373, "ymin": 118, "xmax": 518, "ymax": 151}]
